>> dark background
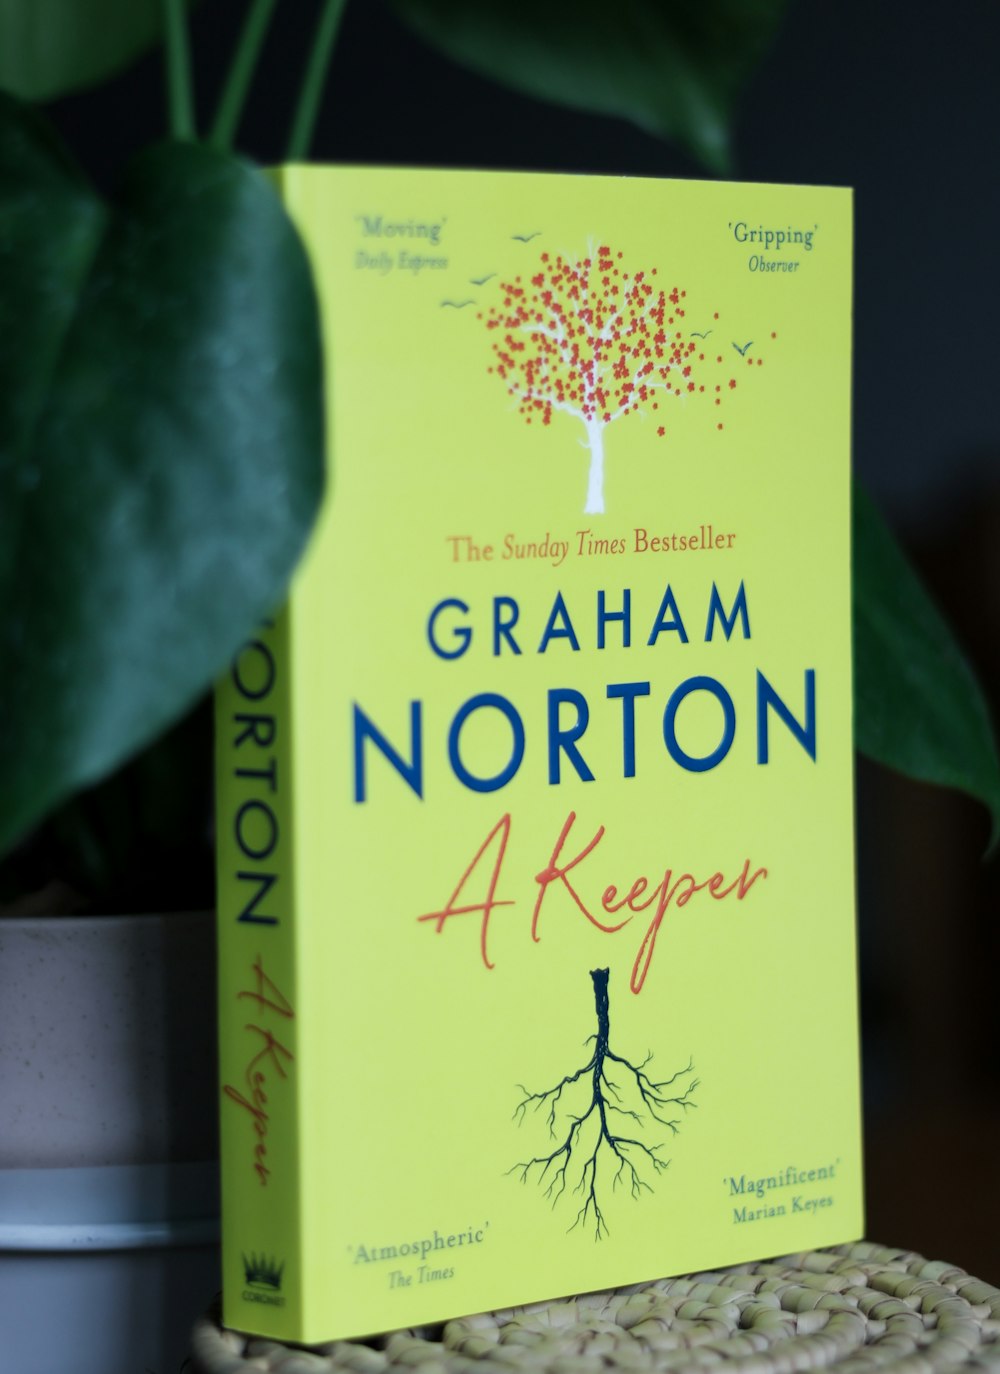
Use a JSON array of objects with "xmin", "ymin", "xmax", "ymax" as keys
[{"xmin": 46, "ymin": 0, "xmax": 1000, "ymax": 1284}]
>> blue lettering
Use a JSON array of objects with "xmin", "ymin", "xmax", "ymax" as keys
[
  {"xmin": 353, "ymin": 702, "xmax": 423, "ymax": 800},
  {"xmin": 705, "ymin": 581, "xmax": 750, "ymax": 641},
  {"xmin": 647, "ymin": 586, "xmax": 689, "ymax": 645},
  {"xmin": 547, "ymin": 688, "xmax": 595, "ymax": 784},
  {"xmin": 493, "ymin": 596, "xmax": 522, "ymax": 656},
  {"xmin": 538, "ymin": 592, "xmax": 581, "ymax": 653},
  {"xmin": 663, "ymin": 676, "xmax": 736, "ymax": 772},
  {"xmin": 607, "ymin": 682, "xmax": 650, "ymax": 778},
  {"xmin": 427, "ymin": 599, "xmax": 471, "ymax": 660},
  {"xmin": 597, "ymin": 589, "xmax": 631, "ymax": 649},
  {"xmin": 448, "ymin": 693, "xmax": 525, "ymax": 792},
  {"xmin": 757, "ymin": 670, "xmax": 816, "ymax": 762}
]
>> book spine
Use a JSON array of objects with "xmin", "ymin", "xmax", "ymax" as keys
[{"xmin": 215, "ymin": 607, "xmax": 302, "ymax": 1338}]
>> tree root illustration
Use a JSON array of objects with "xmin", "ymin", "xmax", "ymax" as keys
[{"xmin": 510, "ymin": 968, "xmax": 697, "ymax": 1239}]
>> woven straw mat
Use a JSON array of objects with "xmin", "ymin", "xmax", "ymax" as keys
[{"xmin": 191, "ymin": 1242, "xmax": 1000, "ymax": 1374}]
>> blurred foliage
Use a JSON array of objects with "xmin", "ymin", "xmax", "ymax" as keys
[
  {"xmin": 389, "ymin": 0, "xmax": 788, "ymax": 172},
  {"xmin": 0, "ymin": 0, "xmax": 995, "ymax": 912},
  {"xmin": 0, "ymin": 0, "xmax": 200, "ymax": 100}
]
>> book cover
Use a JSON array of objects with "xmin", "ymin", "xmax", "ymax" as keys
[{"xmin": 215, "ymin": 166, "xmax": 860, "ymax": 1344}]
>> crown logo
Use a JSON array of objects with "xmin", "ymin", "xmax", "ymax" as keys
[{"xmin": 243, "ymin": 1252, "xmax": 285, "ymax": 1290}]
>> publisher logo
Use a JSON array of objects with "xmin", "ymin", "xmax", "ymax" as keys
[{"xmin": 242, "ymin": 1252, "xmax": 286, "ymax": 1307}]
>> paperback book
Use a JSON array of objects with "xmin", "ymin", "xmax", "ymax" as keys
[{"xmin": 215, "ymin": 166, "xmax": 861, "ymax": 1343}]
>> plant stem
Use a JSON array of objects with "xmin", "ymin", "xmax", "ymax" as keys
[
  {"xmin": 286, "ymin": 0, "xmax": 348, "ymax": 161},
  {"xmin": 209, "ymin": 0, "xmax": 280, "ymax": 151},
  {"xmin": 163, "ymin": 0, "xmax": 196, "ymax": 139}
]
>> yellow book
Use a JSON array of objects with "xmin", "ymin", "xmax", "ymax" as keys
[{"xmin": 215, "ymin": 166, "xmax": 860, "ymax": 1344}]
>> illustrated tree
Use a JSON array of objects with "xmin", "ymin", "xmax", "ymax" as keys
[
  {"xmin": 481, "ymin": 246, "xmax": 754, "ymax": 513},
  {"xmin": 510, "ymin": 968, "xmax": 698, "ymax": 1239}
]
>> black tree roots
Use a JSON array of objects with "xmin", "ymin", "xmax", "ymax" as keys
[{"xmin": 510, "ymin": 967, "xmax": 698, "ymax": 1238}]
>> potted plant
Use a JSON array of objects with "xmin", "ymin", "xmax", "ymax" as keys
[
  {"xmin": 0, "ymin": 5, "xmax": 328, "ymax": 1369},
  {"xmin": 0, "ymin": 2, "xmax": 997, "ymax": 1370}
]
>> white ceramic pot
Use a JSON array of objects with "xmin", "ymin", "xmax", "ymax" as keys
[{"xmin": 0, "ymin": 911, "xmax": 220, "ymax": 1374}]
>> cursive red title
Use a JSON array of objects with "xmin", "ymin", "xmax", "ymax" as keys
[
  {"xmin": 418, "ymin": 811, "xmax": 767, "ymax": 993},
  {"xmin": 221, "ymin": 956, "xmax": 295, "ymax": 1185}
]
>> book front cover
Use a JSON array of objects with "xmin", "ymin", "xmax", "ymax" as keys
[{"xmin": 217, "ymin": 167, "xmax": 860, "ymax": 1343}]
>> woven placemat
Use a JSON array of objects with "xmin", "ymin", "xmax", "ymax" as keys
[{"xmin": 191, "ymin": 1242, "xmax": 1000, "ymax": 1374}]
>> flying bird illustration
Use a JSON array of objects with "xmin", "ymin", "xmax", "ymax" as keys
[
  {"xmin": 511, "ymin": 231, "xmax": 541, "ymax": 243},
  {"xmin": 441, "ymin": 299, "xmax": 475, "ymax": 309},
  {"xmin": 470, "ymin": 272, "xmax": 496, "ymax": 286},
  {"xmin": 691, "ymin": 330, "xmax": 713, "ymax": 339},
  {"xmin": 732, "ymin": 340, "xmax": 754, "ymax": 356}
]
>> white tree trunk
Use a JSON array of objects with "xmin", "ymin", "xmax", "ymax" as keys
[{"xmin": 583, "ymin": 421, "xmax": 606, "ymax": 514}]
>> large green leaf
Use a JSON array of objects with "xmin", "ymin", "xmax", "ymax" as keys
[
  {"xmin": 854, "ymin": 483, "xmax": 1000, "ymax": 846},
  {"xmin": 389, "ymin": 0, "xmax": 788, "ymax": 172},
  {"xmin": 0, "ymin": 93, "xmax": 324, "ymax": 857},
  {"xmin": 0, "ymin": 0, "xmax": 197, "ymax": 101}
]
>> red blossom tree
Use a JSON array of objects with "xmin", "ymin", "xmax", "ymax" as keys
[{"xmin": 481, "ymin": 246, "xmax": 751, "ymax": 514}]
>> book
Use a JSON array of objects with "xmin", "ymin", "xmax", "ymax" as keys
[{"xmin": 215, "ymin": 166, "xmax": 860, "ymax": 1344}]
